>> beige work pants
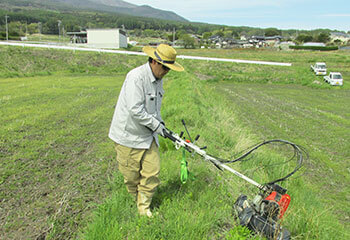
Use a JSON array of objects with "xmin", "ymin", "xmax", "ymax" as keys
[{"xmin": 115, "ymin": 141, "xmax": 160, "ymax": 215}]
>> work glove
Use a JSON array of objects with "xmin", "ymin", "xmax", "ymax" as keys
[{"xmin": 155, "ymin": 122, "xmax": 165, "ymax": 137}]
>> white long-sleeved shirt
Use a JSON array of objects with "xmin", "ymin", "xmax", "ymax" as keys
[{"xmin": 109, "ymin": 63, "xmax": 164, "ymax": 149}]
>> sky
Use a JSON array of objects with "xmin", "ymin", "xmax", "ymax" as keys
[{"xmin": 125, "ymin": 0, "xmax": 350, "ymax": 32}]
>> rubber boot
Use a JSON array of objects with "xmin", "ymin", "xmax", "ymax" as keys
[{"xmin": 137, "ymin": 192, "xmax": 153, "ymax": 217}]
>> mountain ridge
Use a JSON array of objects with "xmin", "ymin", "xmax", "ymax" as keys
[
  {"xmin": 0, "ymin": 0, "xmax": 189, "ymax": 22},
  {"xmin": 89, "ymin": 0, "xmax": 136, "ymax": 8}
]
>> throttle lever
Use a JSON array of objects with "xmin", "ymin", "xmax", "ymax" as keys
[{"xmin": 195, "ymin": 134, "xmax": 200, "ymax": 141}]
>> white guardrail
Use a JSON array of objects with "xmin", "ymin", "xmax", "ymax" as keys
[{"xmin": 0, "ymin": 41, "xmax": 292, "ymax": 67}]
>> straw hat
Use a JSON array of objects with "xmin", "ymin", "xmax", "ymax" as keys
[{"xmin": 143, "ymin": 44, "xmax": 184, "ymax": 72}]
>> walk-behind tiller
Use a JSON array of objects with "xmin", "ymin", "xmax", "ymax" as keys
[{"xmin": 162, "ymin": 121, "xmax": 306, "ymax": 240}]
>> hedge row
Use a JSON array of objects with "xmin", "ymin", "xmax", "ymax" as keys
[
  {"xmin": 0, "ymin": 36, "xmax": 22, "ymax": 40},
  {"xmin": 289, "ymin": 45, "xmax": 339, "ymax": 51},
  {"xmin": 0, "ymin": 31, "xmax": 22, "ymax": 40}
]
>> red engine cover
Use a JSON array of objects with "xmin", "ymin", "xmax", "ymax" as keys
[{"xmin": 265, "ymin": 191, "xmax": 291, "ymax": 218}]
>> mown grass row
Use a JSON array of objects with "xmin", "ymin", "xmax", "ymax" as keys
[
  {"xmin": 214, "ymin": 83, "xmax": 350, "ymax": 238},
  {"xmin": 0, "ymin": 73, "xmax": 130, "ymax": 239}
]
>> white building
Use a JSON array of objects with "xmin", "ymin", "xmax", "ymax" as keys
[{"xmin": 86, "ymin": 29, "xmax": 127, "ymax": 49}]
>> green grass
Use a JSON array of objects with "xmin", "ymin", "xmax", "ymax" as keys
[
  {"xmin": 214, "ymin": 83, "xmax": 350, "ymax": 237},
  {"xmin": 0, "ymin": 45, "xmax": 148, "ymax": 78},
  {"xmin": 26, "ymin": 34, "xmax": 70, "ymax": 43},
  {"xmin": 1, "ymin": 45, "xmax": 349, "ymax": 239},
  {"xmin": 177, "ymin": 48, "xmax": 350, "ymax": 88},
  {"xmin": 0, "ymin": 74, "xmax": 126, "ymax": 239}
]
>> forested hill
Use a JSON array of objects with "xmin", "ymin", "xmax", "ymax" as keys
[{"xmin": 0, "ymin": 0, "xmax": 188, "ymax": 22}]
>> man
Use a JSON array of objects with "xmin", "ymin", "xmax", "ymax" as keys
[{"xmin": 109, "ymin": 44, "xmax": 184, "ymax": 217}]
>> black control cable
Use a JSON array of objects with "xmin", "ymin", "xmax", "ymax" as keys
[{"xmin": 209, "ymin": 139, "xmax": 307, "ymax": 184}]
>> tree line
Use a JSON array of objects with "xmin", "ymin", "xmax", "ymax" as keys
[{"xmin": 0, "ymin": 8, "xmax": 347, "ymax": 44}]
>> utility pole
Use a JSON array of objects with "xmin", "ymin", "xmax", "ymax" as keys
[
  {"xmin": 25, "ymin": 21, "xmax": 28, "ymax": 38},
  {"xmin": 57, "ymin": 20, "xmax": 61, "ymax": 42},
  {"xmin": 38, "ymin": 22, "xmax": 42, "ymax": 41},
  {"xmin": 5, "ymin": 15, "xmax": 9, "ymax": 41},
  {"xmin": 173, "ymin": 27, "xmax": 175, "ymax": 45}
]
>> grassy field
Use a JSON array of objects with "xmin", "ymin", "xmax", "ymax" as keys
[
  {"xmin": 215, "ymin": 83, "xmax": 350, "ymax": 224},
  {"xmin": 0, "ymin": 45, "xmax": 349, "ymax": 239},
  {"xmin": 26, "ymin": 34, "xmax": 71, "ymax": 43}
]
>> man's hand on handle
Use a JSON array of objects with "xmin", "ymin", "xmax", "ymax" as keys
[{"xmin": 155, "ymin": 122, "xmax": 165, "ymax": 137}]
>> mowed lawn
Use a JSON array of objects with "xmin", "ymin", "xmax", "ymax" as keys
[{"xmin": 0, "ymin": 74, "xmax": 124, "ymax": 239}]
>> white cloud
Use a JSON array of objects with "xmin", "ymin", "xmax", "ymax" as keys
[{"xmin": 322, "ymin": 14, "xmax": 350, "ymax": 17}]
